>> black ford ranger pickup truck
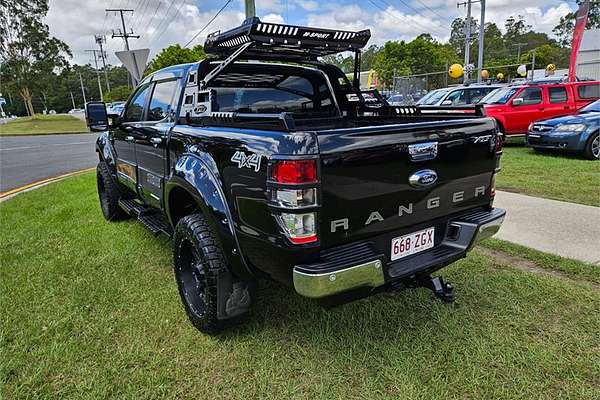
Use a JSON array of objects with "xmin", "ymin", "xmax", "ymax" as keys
[{"xmin": 86, "ymin": 18, "xmax": 505, "ymax": 334}]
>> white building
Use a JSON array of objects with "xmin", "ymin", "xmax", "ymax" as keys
[{"xmin": 576, "ymin": 29, "xmax": 600, "ymax": 81}]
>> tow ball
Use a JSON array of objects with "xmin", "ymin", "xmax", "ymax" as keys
[
  {"xmin": 393, "ymin": 275, "xmax": 456, "ymax": 303},
  {"xmin": 418, "ymin": 275, "xmax": 455, "ymax": 303},
  {"xmin": 388, "ymin": 275, "xmax": 456, "ymax": 303}
]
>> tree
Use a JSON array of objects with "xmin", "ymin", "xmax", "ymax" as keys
[
  {"xmin": 103, "ymin": 85, "xmax": 132, "ymax": 103},
  {"xmin": 0, "ymin": 0, "xmax": 71, "ymax": 116},
  {"xmin": 145, "ymin": 44, "xmax": 206, "ymax": 75},
  {"xmin": 553, "ymin": 0, "xmax": 600, "ymax": 47},
  {"xmin": 448, "ymin": 16, "xmax": 479, "ymax": 61},
  {"xmin": 523, "ymin": 44, "xmax": 570, "ymax": 69}
]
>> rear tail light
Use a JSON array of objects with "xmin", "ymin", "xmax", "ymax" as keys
[
  {"xmin": 495, "ymin": 133, "xmax": 503, "ymax": 152},
  {"xmin": 270, "ymin": 160, "xmax": 317, "ymax": 184},
  {"xmin": 277, "ymin": 212, "xmax": 317, "ymax": 244},
  {"xmin": 269, "ymin": 158, "xmax": 319, "ymax": 245},
  {"xmin": 490, "ymin": 174, "xmax": 496, "ymax": 197},
  {"xmin": 271, "ymin": 188, "xmax": 317, "ymax": 208}
]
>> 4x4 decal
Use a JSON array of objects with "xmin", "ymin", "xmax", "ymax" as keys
[{"xmin": 231, "ymin": 151, "xmax": 262, "ymax": 172}]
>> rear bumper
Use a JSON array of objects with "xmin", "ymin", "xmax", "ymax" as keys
[{"xmin": 293, "ymin": 207, "xmax": 505, "ymax": 299}]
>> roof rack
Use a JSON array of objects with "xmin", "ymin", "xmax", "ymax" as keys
[{"xmin": 204, "ymin": 17, "xmax": 371, "ymax": 61}]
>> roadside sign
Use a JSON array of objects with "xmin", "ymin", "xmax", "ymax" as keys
[{"xmin": 115, "ymin": 48, "xmax": 150, "ymax": 82}]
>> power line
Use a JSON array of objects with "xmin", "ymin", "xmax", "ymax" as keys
[
  {"xmin": 412, "ymin": 0, "xmax": 454, "ymax": 23},
  {"xmin": 145, "ymin": 0, "xmax": 180, "ymax": 45},
  {"xmin": 184, "ymin": 0, "xmax": 234, "ymax": 48},
  {"xmin": 367, "ymin": 0, "xmax": 447, "ymax": 36}
]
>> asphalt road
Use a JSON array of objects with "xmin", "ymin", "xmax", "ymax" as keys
[{"xmin": 0, "ymin": 133, "xmax": 98, "ymax": 192}]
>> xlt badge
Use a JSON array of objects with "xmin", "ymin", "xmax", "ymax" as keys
[{"xmin": 409, "ymin": 169, "xmax": 438, "ymax": 188}]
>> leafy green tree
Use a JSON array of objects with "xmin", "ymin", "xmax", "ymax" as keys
[
  {"xmin": 448, "ymin": 16, "xmax": 479, "ymax": 61},
  {"xmin": 523, "ymin": 44, "xmax": 570, "ymax": 69},
  {"xmin": 104, "ymin": 85, "xmax": 132, "ymax": 103},
  {"xmin": 145, "ymin": 44, "xmax": 206, "ymax": 75},
  {"xmin": 553, "ymin": 0, "xmax": 600, "ymax": 47},
  {"xmin": 0, "ymin": 0, "xmax": 71, "ymax": 116}
]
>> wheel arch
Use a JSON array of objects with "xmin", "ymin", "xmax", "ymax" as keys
[{"xmin": 165, "ymin": 153, "xmax": 256, "ymax": 280}]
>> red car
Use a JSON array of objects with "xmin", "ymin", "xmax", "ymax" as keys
[{"xmin": 481, "ymin": 81, "xmax": 600, "ymax": 137}]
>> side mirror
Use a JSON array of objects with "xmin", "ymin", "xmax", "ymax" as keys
[
  {"xmin": 85, "ymin": 102, "xmax": 108, "ymax": 131},
  {"xmin": 107, "ymin": 113, "xmax": 122, "ymax": 128},
  {"xmin": 441, "ymin": 100, "xmax": 453, "ymax": 106},
  {"xmin": 512, "ymin": 98, "xmax": 524, "ymax": 106}
]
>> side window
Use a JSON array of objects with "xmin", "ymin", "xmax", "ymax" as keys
[
  {"xmin": 467, "ymin": 88, "xmax": 488, "ymax": 104},
  {"xmin": 578, "ymin": 84, "xmax": 600, "ymax": 99},
  {"xmin": 548, "ymin": 87, "xmax": 568, "ymax": 103},
  {"xmin": 124, "ymin": 85, "xmax": 150, "ymax": 122},
  {"xmin": 148, "ymin": 80, "xmax": 178, "ymax": 121},
  {"xmin": 446, "ymin": 90, "xmax": 466, "ymax": 105},
  {"xmin": 515, "ymin": 87, "xmax": 542, "ymax": 105}
]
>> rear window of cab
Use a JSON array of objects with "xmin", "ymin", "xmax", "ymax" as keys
[{"xmin": 578, "ymin": 83, "xmax": 600, "ymax": 100}]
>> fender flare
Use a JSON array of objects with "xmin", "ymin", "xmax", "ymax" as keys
[
  {"xmin": 165, "ymin": 152, "xmax": 256, "ymax": 281},
  {"xmin": 96, "ymin": 132, "xmax": 117, "ymax": 173}
]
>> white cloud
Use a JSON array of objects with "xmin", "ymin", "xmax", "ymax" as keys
[
  {"xmin": 262, "ymin": 13, "xmax": 285, "ymax": 24},
  {"xmin": 295, "ymin": 0, "xmax": 319, "ymax": 11}
]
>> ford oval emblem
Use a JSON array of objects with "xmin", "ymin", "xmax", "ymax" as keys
[{"xmin": 409, "ymin": 169, "xmax": 438, "ymax": 188}]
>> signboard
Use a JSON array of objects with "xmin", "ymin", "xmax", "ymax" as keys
[
  {"xmin": 569, "ymin": 0, "xmax": 590, "ymax": 82},
  {"xmin": 115, "ymin": 48, "xmax": 150, "ymax": 82}
]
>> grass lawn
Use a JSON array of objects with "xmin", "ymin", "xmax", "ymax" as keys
[
  {"xmin": 0, "ymin": 114, "xmax": 88, "ymax": 136},
  {"xmin": 1, "ymin": 173, "xmax": 599, "ymax": 399},
  {"xmin": 497, "ymin": 146, "xmax": 600, "ymax": 206}
]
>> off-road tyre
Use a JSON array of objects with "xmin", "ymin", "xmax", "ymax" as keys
[
  {"xmin": 173, "ymin": 214, "xmax": 251, "ymax": 334},
  {"xmin": 96, "ymin": 161, "xmax": 128, "ymax": 221},
  {"xmin": 583, "ymin": 132, "xmax": 599, "ymax": 160}
]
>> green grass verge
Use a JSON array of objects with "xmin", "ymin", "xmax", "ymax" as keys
[
  {"xmin": 497, "ymin": 146, "xmax": 600, "ymax": 207},
  {"xmin": 0, "ymin": 115, "xmax": 88, "ymax": 136},
  {"xmin": 479, "ymin": 238, "xmax": 600, "ymax": 285},
  {"xmin": 1, "ymin": 173, "xmax": 599, "ymax": 399}
]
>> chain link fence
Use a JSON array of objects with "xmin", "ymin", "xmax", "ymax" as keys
[{"xmin": 387, "ymin": 62, "xmax": 533, "ymax": 104}]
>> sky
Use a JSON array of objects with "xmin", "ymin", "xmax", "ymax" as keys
[{"xmin": 46, "ymin": 0, "xmax": 577, "ymax": 66}]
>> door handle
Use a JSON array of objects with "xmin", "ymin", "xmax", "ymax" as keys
[
  {"xmin": 150, "ymin": 137, "xmax": 162, "ymax": 147},
  {"xmin": 125, "ymin": 136, "xmax": 134, "ymax": 142},
  {"xmin": 123, "ymin": 126, "xmax": 133, "ymax": 132}
]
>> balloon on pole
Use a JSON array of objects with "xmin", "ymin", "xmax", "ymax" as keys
[
  {"xmin": 517, "ymin": 64, "xmax": 527, "ymax": 77},
  {"xmin": 496, "ymin": 73, "xmax": 504, "ymax": 81},
  {"xmin": 481, "ymin": 69, "xmax": 489, "ymax": 80},
  {"xmin": 448, "ymin": 64, "xmax": 464, "ymax": 79}
]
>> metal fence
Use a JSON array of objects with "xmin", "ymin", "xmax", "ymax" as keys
[{"xmin": 389, "ymin": 62, "xmax": 535, "ymax": 104}]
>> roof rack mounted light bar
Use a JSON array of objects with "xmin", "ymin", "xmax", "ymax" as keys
[{"xmin": 204, "ymin": 17, "xmax": 371, "ymax": 60}]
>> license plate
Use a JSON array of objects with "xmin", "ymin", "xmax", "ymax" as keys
[{"xmin": 391, "ymin": 227, "xmax": 435, "ymax": 261}]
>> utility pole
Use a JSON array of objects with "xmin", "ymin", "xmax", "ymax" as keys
[
  {"xmin": 457, "ymin": 0, "xmax": 475, "ymax": 84},
  {"xmin": 95, "ymin": 35, "xmax": 111, "ymax": 91},
  {"xmin": 513, "ymin": 42, "xmax": 528, "ymax": 62},
  {"xmin": 70, "ymin": 91, "xmax": 76, "ymax": 110},
  {"xmin": 245, "ymin": 0, "xmax": 256, "ymax": 19},
  {"xmin": 531, "ymin": 48, "xmax": 536, "ymax": 79},
  {"xmin": 85, "ymin": 49, "xmax": 104, "ymax": 101},
  {"xmin": 476, "ymin": 0, "xmax": 485, "ymax": 83},
  {"xmin": 107, "ymin": 8, "xmax": 140, "ymax": 84},
  {"xmin": 79, "ymin": 72, "xmax": 87, "ymax": 106}
]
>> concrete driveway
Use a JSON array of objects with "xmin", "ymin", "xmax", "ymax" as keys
[
  {"xmin": 0, "ymin": 133, "xmax": 98, "ymax": 192},
  {"xmin": 494, "ymin": 191, "xmax": 600, "ymax": 265}
]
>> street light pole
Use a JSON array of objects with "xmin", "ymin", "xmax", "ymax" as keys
[
  {"xmin": 245, "ymin": 0, "xmax": 256, "ymax": 18},
  {"xmin": 79, "ymin": 72, "xmax": 87, "ymax": 107},
  {"xmin": 476, "ymin": 0, "xmax": 485, "ymax": 83}
]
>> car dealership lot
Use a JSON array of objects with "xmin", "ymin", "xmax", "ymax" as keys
[{"xmin": 1, "ymin": 173, "xmax": 598, "ymax": 399}]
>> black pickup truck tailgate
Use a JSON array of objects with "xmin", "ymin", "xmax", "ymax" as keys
[{"xmin": 316, "ymin": 117, "xmax": 499, "ymax": 248}]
